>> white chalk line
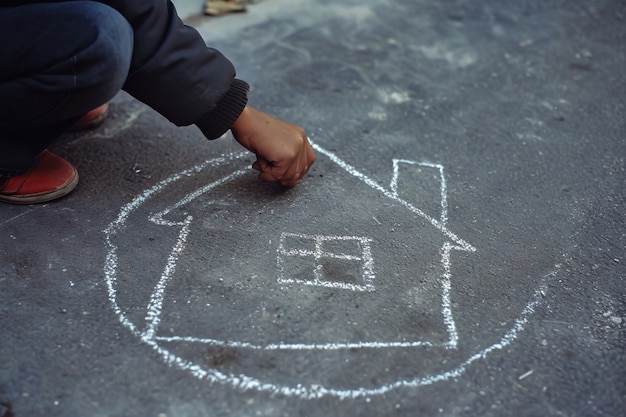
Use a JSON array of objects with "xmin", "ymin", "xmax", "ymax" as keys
[
  {"xmin": 143, "ymin": 215, "xmax": 192, "ymax": 340},
  {"xmin": 441, "ymin": 243, "xmax": 458, "ymax": 348},
  {"xmin": 312, "ymin": 143, "xmax": 473, "ymax": 253},
  {"xmin": 104, "ymin": 152, "xmax": 248, "ymax": 336},
  {"xmin": 153, "ymin": 336, "xmax": 440, "ymax": 350},
  {"xmin": 149, "ymin": 168, "xmax": 249, "ymax": 226},
  {"xmin": 150, "ymin": 238, "xmax": 459, "ymax": 351},
  {"xmin": 142, "ymin": 168, "xmax": 249, "ymax": 339},
  {"xmin": 307, "ymin": 143, "xmax": 472, "ymax": 348},
  {"xmin": 101, "ymin": 141, "xmax": 557, "ymax": 399},
  {"xmin": 277, "ymin": 232, "xmax": 376, "ymax": 292},
  {"xmin": 142, "ymin": 264, "xmax": 561, "ymax": 400},
  {"xmin": 276, "ymin": 277, "xmax": 375, "ymax": 292},
  {"xmin": 391, "ymin": 159, "xmax": 448, "ymax": 226}
]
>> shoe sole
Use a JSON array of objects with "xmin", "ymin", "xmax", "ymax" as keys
[
  {"xmin": 67, "ymin": 104, "xmax": 109, "ymax": 132},
  {"xmin": 0, "ymin": 170, "xmax": 79, "ymax": 204}
]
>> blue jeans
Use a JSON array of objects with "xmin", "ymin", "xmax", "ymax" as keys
[{"xmin": 0, "ymin": 1, "xmax": 133, "ymax": 177}]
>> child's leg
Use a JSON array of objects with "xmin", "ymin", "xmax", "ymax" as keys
[{"xmin": 0, "ymin": 1, "xmax": 134, "ymax": 177}]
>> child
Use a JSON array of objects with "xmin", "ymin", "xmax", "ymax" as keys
[{"xmin": 0, "ymin": 0, "xmax": 315, "ymax": 204}]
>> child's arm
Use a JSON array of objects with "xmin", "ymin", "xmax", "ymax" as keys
[{"xmin": 231, "ymin": 106, "xmax": 316, "ymax": 187}]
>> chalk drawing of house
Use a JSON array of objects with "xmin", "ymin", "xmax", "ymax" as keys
[{"xmin": 122, "ymin": 142, "xmax": 476, "ymax": 354}]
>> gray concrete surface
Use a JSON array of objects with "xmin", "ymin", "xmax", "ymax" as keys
[
  {"xmin": 172, "ymin": 0, "xmax": 204, "ymax": 20},
  {"xmin": 1, "ymin": 0, "xmax": 625, "ymax": 416}
]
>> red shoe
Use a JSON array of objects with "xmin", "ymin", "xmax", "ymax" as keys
[
  {"xmin": 68, "ymin": 103, "xmax": 109, "ymax": 132},
  {"xmin": 0, "ymin": 150, "xmax": 79, "ymax": 204}
]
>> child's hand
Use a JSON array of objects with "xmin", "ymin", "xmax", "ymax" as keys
[{"xmin": 231, "ymin": 106, "xmax": 315, "ymax": 187}]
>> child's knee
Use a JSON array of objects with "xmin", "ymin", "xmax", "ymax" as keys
[{"xmin": 74, "ymin": 2, "xmax": 134, "ymax": 96}]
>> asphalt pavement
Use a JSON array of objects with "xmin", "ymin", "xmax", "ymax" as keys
[{"xmin": 1, "ymin": 0, "xmax": 624, "ymax": 416}]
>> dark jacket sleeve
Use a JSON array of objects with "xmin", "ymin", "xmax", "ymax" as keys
[{"xmin": 101, "ymin": 0, "xmax": 249, "ymax": 139}]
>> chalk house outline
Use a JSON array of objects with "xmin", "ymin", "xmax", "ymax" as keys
[
  {"xmin": 104, "ymin": 140, "xmax": 559, "ymax": 399},
  {"xmin": 142, "ymin": 145, "xmax": 473, "ymax": 350}
]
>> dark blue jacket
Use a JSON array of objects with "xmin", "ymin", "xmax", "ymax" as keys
[{"xmin": 2, "ymin": 0, "xmax": 249, "ymax": 139}]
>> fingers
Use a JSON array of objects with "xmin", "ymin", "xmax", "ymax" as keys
[
  {"xmin": 253, "ymin": 136, "xmax": 315, "ymax": 187},
  {"xmin": 255, "ymin": 158, "xmax": 298, "ymax": 186},
  {"xmin": 278, "ymin": 136, "xmax": 315, "ymax": 186},
  {"xmin": 278, "ymin": 145, "xmax": 305, "ymax": 186}
]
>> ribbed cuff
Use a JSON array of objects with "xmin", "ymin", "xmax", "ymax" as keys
[{"xmin": 196, "ymin": 79, "xmax": 250, "ymax": 140}]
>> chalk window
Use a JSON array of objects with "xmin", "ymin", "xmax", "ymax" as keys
[{"xmin": 277, "ymin": 232, "xmax": 375, "ymax": 292}]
